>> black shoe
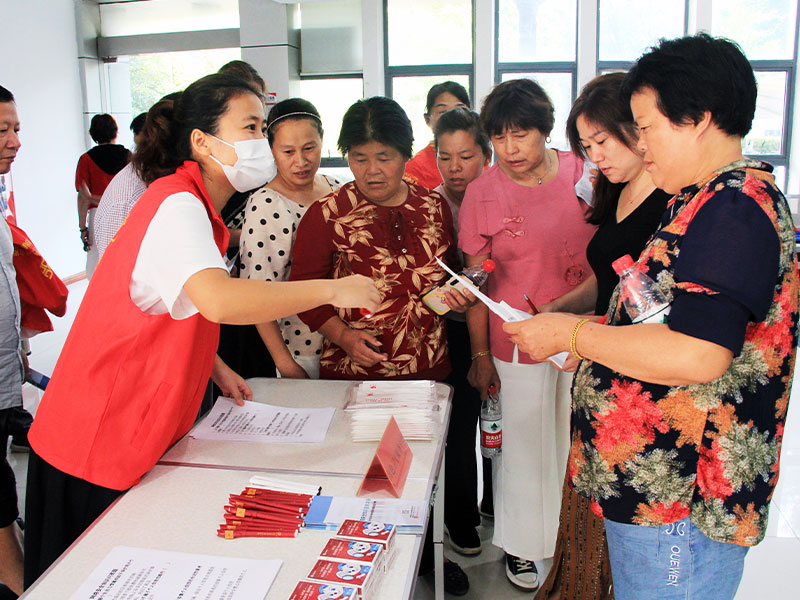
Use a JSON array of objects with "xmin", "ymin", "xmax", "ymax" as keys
[
  {"xmin": 445, "ymin": 524, "xmax": 481, "ymax": 555},
  {"xmin": 505, "ymin": 553, "xmax": 538, "ymax": 590},
  {"xmin": 479, "ymin": 497, "xmax": 494, "ymax": 519},
  {"xmin": 444, "ymin": 560, "xmax": 469, "ymax": 596}
]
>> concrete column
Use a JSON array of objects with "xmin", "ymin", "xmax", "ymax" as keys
[
  {"xmin": 238, "ymin": 0, "xmax": 299, "ymax": 102},
  {"xmin": 362, "ymin": 0, "xmax": 384, "ymax": 98}
]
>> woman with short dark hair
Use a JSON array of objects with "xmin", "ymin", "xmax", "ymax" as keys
[
  {"xmin": 290, "ymin": 96, "xmax": 454, "ymax": 381},
  {"xmin": 403, "ymin": 80, "xmax": 470, "ymax": 189},
  {"xmin": 289, "ymin": 96, "xmax": 471, "ymax": 594},
  {"xmin": 459, "ymin": 78, "xmax": 596, "ymax": 592},
  {"xmin": 505, "ymin": 34, "xmax": 798, "ymax": 600}
]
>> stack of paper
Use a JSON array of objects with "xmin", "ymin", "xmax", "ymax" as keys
[{"xmin": 344, "ymin": 381, "xmax": 441, "ymax": 442}]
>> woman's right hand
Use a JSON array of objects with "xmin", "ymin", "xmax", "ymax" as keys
[
  {"xmin": 468, "ymin": 354, "xmax": 501, "ymax": 401},
  {"xmin": 330, "ymin": 275, "xmax": 381, "ymax": 313},
  {"xmin": 339, "ymin": 328, "xmax": 389, "ymax": 367}
]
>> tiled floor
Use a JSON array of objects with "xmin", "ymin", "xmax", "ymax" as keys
[{"xmin": 11, "ymin": 278, "xmax": 800, "ymax": 598}]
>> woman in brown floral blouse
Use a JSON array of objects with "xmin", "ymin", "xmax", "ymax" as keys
[{"xmin": 290, "ymin": 96, "xmax": 455, "ymax": 382}]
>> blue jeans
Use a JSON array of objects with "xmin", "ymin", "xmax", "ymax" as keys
[{"xmin": 604, "ymin": 517, "xmax": 749, "ymax": 600}]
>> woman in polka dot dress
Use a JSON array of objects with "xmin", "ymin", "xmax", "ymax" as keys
[{"xmin": 239, "ymin": 98, "xmax": 341, "ymax": 378}]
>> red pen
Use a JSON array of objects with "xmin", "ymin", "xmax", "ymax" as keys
[
  {"xmin": 243, "ymin": 487, "xmax": 314, "ymax": 501},
  {"xmin": 218, "ymin": 529, "xmax": 298, "ymax": 539},
  {"xmin": 523, "ymin": 294, "xmax": 540, "ymax": 315},
  {"xmin": 223, "ymin": 513, "xmax": 303, "ymax": 527},
  {"xmin": 229, "ymin": 494, "xmax": 310, "ymax": 510}
]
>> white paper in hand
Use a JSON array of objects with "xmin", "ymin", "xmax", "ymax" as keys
[{"xmin": 434, "ymin": 257, "xmax": 570, "ymax": 368}]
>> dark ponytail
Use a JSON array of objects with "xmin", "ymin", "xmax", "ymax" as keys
[
  {"xmin": 132, "ymin": 96, "xmax": 180, "ymax": 185},
  {"xmin": 132, "ymin": 73, "xmax": 260, "ymax": 184}
]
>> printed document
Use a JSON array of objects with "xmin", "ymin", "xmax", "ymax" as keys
[
  {"xmin": 190, "ymin": 397, "xmax": 335, "ymax": 443},
  {"xmin": 70, "ymin": 546, "xmax": 281, "ymax": 600}
]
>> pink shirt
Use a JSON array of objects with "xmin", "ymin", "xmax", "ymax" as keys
[{"xmin": 458, "ymin": 151, "xmax": 596, "ymax": 363}]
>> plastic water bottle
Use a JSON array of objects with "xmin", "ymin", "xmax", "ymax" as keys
[
  {"xmin": 422, "ymin": 259, "xmax": 496, "ymax": 315},
  {"xmin": 611, "ymin": 255, "xmax": 670, "ymax": 324},
  {"xmin": 460, "ymin": 259, "xmax": 496, "ymax": 287},
  {"xmin": 480, "ymin": 383, "xmax": 502, "ymax": 458}
]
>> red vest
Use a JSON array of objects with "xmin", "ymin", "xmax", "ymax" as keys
[{"xmin": 29, "ymin": 162, "xmax": 229, "ymax": 490}]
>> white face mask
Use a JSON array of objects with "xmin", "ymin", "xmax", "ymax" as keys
[{"xmin": 208, "ymin": 135, "xmax": 276, "ymax": 192}]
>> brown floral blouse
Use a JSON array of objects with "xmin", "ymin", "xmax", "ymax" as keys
[{"xmin": 290, "ymin": 181, "xmax": 454, "ymax": 381}]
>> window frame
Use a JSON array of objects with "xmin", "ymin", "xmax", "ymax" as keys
[
  {"xmin": 298, "ymin": 72, "xmax": 365, "ymax": 168},
  {"xmin": 494, "ymin": 0, "xmax": 579, "ymax": 117},
  {"xmin": 382, "ymin": 0, "xmax": 477, "ymax": 115},
  {"xmin": 743, "ymin": 60, "xmax": 797, "ymax": 176},
  {"xmin": 593, "ymin": 0, "xmax": 798, "ymax": 186}
]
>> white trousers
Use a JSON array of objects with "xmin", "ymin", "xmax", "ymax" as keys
[{"xmin": 491, "ymin": 351, "xmax": 572, "ymax": 561}]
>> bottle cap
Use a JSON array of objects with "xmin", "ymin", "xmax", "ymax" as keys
[
  {"xmin": 488, "ymin": 383, "xmax": 497, "ymax": 394},
  {"xmin": 611, "ymin": 255, "xmax": 634, "ymax": 274},
  {"xmin": 482, "ymin": 259, "xmax": 496, "ymax": 273}
]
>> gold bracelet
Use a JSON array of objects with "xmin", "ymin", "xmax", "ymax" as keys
[
  {"xmin": 570, "ymin": 318, "xmax": 590, "ymax": 361},
  {"xmin": 471, "ymin": 350, "xmax": 491, "ymax": 361}
]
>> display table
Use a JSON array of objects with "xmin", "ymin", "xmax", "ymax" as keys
[
  {"xmin": 21, "ymin": 466, "xmax": 428, "ymax": 599},
  {"xmin": 161, "ymin": 379, "xmax": 450, "ymax": 481},
  {"xmin": 21, "ymin": 379, "xmax": 453, "ymax": 600}
]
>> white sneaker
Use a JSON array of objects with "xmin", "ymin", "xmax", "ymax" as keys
[{"xmin": 505, "ymin": 553, "xmax": 539, "ymax": 590}]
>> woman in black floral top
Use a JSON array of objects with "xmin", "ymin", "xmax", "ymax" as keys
[{"xmin": 505, "ymin": 34, "xmax": 798, "ymax": 600}]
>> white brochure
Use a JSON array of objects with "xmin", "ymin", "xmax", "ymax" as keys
[
  {"xmin": 190, "ymin": 397, "xmax": 335, "ymax": 443},
  {"xmin": 305, "ymin": 496, "xmax": 426, "ymax": 533},
  {"xmin": 70, "ymin": 546, "xmax": 281, "ymax": 600},
  {"xmin": 435, "ymin": 257, "xmax": 569, "ymax": 368}
]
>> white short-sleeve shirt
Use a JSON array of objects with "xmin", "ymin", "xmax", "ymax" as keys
[{"xmin": 130, "ymin": 192, "xmax": 227, "ymax": 319}]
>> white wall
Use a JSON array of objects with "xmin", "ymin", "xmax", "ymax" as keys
[{"xmin": 2, "ymin": 0, "xmax": 87, "ymax": 278}]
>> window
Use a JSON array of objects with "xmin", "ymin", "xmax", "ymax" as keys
[
  {"xmin": 712, "ymin": 0, "xmax": 797, "ymax": 186},
  {"xmin": 597, "ymin": 0, "xmax": 686, "ymax": 66},
  {"xmin": 498, "ymin": 0, "xmax": 577, "ymax": 63},
  {"xmin": 385, "ymin": 0, "xmax": 474, "ymax": 155},
  {"xmin": 125, "ymin": 48, "xmax": 241, "ymax": 115},
  {"xmin": 390, "ymin": 75, "xmax": 471, "ymax": 154},
  {"xmin": 497, "ymin": 0, "xmax": 577, "ymax": 149},
  {"xmin": 499, "ymin": 72, "xmax": 573, "ymax": 149},
  {"xmin": 298, "ymin": 76, "xmax": 364, "ymax": 165},
  {"xmin": 385, "ymin": 0, "xmax": 473, "ymax": 66}
]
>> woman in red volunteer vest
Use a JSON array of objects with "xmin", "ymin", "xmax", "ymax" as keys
[{"xmin": 23, "ymin": 73, "xmax": 379, "ymax": 587}]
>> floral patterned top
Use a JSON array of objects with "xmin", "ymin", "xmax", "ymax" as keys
[
  {"xmin": 290, "ymin": 181, "xmax": 454, "ymax": 381},
  {"xmin": 570, "ymin": 159, "xmax": 799, "ymax": 546}
]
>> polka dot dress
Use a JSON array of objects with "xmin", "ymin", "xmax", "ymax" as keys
[{"xmin": 239, "ymin": 174, "xmax": 340, "ymax": 366}]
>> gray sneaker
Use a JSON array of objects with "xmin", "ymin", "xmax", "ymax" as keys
[{"xmin": 505, "ymin": 553, "xmax": 538, "ymax": 590}]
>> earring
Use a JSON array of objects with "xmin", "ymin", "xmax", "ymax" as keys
[{"xmin": 545, "ymin": 136, "xmax": 552, "ymax": 144}]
